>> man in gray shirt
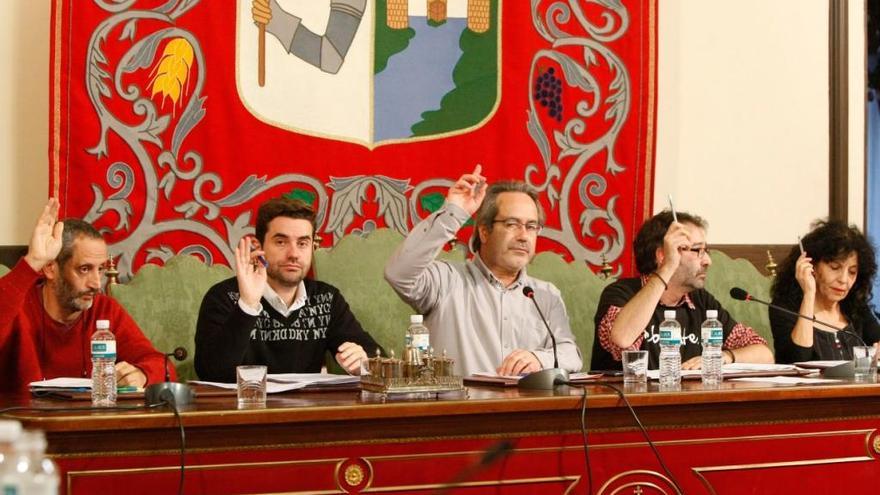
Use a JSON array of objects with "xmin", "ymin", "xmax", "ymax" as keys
[{"xmin": 385, "ymin": 166, "xmax": 582, "ymax": 376}]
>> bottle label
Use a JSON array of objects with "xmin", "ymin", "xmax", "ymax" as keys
[
  {"xmin": 91, "ymin": 340, "xmax": 117, "ymax": 359},
  {"xmin": 412, "ymin": 333, "xmax": 430, "ymax": 351},
  {"xmin": 702, "ymin": 327, "xmax": 723, "ymax": 345},
  {"xmin": 659, "ymin": 327, "xmax": 681, "ymax": 346}
]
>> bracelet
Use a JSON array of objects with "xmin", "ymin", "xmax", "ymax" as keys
[
  {"xmin": 650, "ymin": 271, "xmax": 668, "ymax": 290},
  {"xmin": 725, "ymin": 350, "xmax": 736, "ymax": 364}
]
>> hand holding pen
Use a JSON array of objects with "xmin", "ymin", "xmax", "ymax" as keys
[
  {"xmin": 235, "ymin": 236, "xmax": 268, "ymax": 310},
  {"xmin": 794, "ymin": 236, "xmax": 815, "ymax": 296}
]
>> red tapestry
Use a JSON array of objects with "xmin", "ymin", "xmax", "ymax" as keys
[{"xmin": 49, "ymin": 0, "xmax": 656, "ymax": 279}]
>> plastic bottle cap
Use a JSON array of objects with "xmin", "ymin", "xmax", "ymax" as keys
[
  {"xmin": 0, "ymin": 420, "xmax": 22, "ymax": 442},
  {"xmin": 663, "ymin": 310, "xmax": 676, "ymax": 320},
  {"xmin": 706, "ymin": 310, "xmax": 718, "ymax": 319},
  {"xmin": 96, "ymin": 320, "xmax": 110, "ymax": 330},
  {"xmin": 410, "ymin": 314, "xmax": 423, "ymax": 324}
]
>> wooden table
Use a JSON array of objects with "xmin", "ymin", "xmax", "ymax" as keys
[{"xmin": 3, "ymin": 378, "xmax": 880, "ymax": 494}]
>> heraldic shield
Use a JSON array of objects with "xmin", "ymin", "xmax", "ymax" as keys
[{"xmin": 236, "ymin": 0, "xmax": 500, "ymax": 147}]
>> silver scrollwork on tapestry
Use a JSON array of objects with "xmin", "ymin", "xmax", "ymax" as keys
[{"xmin": 525, "ymin": 0, "xmax": 630, "ymax": 269}]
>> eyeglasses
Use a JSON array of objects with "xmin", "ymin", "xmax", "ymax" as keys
[
  {"xmin": 492, "ymin": 218, "xmax": 543, "ymax": 234},
  {"xmin": 684, "ymin": 245, "xmax": 711, "ymax": 258}
]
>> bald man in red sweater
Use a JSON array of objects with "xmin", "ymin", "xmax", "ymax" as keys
[{"xmin": 0, "ymin": 199, "xmax": 170, "ymax": 393}]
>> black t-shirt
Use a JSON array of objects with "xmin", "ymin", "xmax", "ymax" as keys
[
  {"xmin": 591, "ymin": 277, "xmax": 743, "ymax": 370},
  {"xmin": 769, "ymin": 303, "xmax": 880, "ymax": 363}
]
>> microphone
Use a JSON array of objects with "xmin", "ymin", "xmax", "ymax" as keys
[
  {"xmin": 163, "ymin": 347, "xmax": 189, "ymax": 382},
  {"xmin": 730, "ymin": 287, "xmax": 866, "ymax": 378},
  {"xmin": 729, "ymin": 287, "xmax": 867, "ymax": 346},
  {"xmin": 145, "ymin": 346, "xmax": 195, "ymax": 406},
  {"xmin": 523, "ymin": 286, "xmax": 558, "ymax": 368},
  {"xmin": 517, "ymin": 286, "xmax": 569, "ymax": 389}
]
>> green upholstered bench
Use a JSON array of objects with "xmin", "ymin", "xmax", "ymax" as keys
[
  {"xmin": 0, "ymin": 264, "xmax": 9, "ymax": 277},
  {"xmin": 0, "ymin": 232, "xmax": 775, "ymax": 380},
  {"xmin": 314, "ymin": 229, "xmax": 774, "ymax": 371},
  {"xmin": 109, "ymin": 255, "xmax": 232, "ymax": 381},
  {"xmin": 704, "ymin": 250, "xmax": 774, "ymax": 345}
]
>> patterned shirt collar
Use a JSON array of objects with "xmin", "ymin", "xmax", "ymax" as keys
[{"xmin": 639, "ymin": 274, "xmax": 696, "ymax": 310}]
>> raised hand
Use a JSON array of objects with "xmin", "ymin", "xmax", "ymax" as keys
[
  {"xmin": 24, "ymin": 198, "xmax": 64, "ymax": 272},
  {"xmin": 658, "ymin": 221, "xmax": 691, "ymax": 275},
  {"xmin": 446, "ymin": 164, "xmax": 487, "ymax": 216},
  {"xmin": 794, "ymin": 251, "xmax": 816, "ymax": 297},
  {"xmin": 235, "ymin": 236, "xmax": 268, "ymax": 310},
  {"xmin": 252, "ymin": 0, "xmax": 271, "ymax": 25}
]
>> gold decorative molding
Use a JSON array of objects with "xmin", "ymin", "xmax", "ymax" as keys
[
  {"xmin": 692, "ymin": 455, "xmax": 878, "ymax": 495},
  {"xmin": 872, "ymin": 435, "xmax": 880, "ymax": 455},
  {"xmin": 343, "ymin": 464, "xmax": 364, "ymax": 486},
  {"xmin": 596, "ymin": 470, "xmax": 681, "ymax": 495},
  {"xmin": 334, "ymin": 458, "xmax": 374, "ymax": 493},
  {"xmin": 47, "ymin": 427, "xmax": 877, "ymax": 461}
]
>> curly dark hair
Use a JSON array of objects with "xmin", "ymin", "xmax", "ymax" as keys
[
  {"xmin": 255, "ymin": 197, "xmax": 316, "ymax": 244},
  {"xmin": 770, "ymin": 220, "xmax": 877, "ymax": 330},
  {"xmin": 633, "ymin": 210, "xmax": 708, "ymax": 275}
]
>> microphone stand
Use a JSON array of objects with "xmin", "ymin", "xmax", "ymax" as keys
[
  {"xmin": 519, "ymin": 287, "xmax": 569, "ymax": 390},
  {"xmin": 730, "ymin": 288, "xmax": 865, "ymax": 378},
  {"xmin": 145, "ymin": 347, "xmax": 195, "ymax": 406}
]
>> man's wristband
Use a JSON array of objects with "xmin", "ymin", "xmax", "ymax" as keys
[{"xmin": 650, "ymin": 271, "xmax": 668, "ymax": 290}]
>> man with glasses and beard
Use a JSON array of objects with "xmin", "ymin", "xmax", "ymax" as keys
[
  {"xmin": 0, "ymin": 199, "xmax": 170, "ymax": 392},
  {"xmin": 194, "ymin": 197, "xmax": 381, "ymax": 382},
  {"xmin": 590, "ymin": 211, "xmax": 773, "ymax": 371},
  {"xmin": 385, "ymin": 166, "xmax": 582, "ymax": 376}
]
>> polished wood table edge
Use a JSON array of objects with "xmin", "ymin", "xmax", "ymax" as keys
[{"xmin": 4, "ymin": 381, "xmax": 880, "ymax": 433}]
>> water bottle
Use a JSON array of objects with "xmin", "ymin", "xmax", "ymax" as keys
[
  {"xmin": 0, "ymin": 420, "xmax": 23, "ymax": 495},
  {"xmin": 701, "ymin": 309, "xmax": 724, "ymax": 386},
  {"xmin": 5, "ymin": 430, "xmax": 58, "ymax": 495},
  {"xmin": 91, "ymin": 319, "xmax": 117, "ymax": 407},
  {"xmin": 407, "ymin": 315, "xmax": 430, "ymax": 354},
  {"xmin": 21, "ymin": 431, "xmax": 59, "ymax": 495},
  {"xmin": 4, "ymin": 430, "xmax": 30, "ymax": 495},
  {"xmin": 658, "ymin": 310, "xmax": 682, "ymax": 387}
]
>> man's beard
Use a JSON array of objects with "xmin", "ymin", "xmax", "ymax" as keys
[
  {"xmin": 267, "ymin": 263, "xmax": 305, "ymax": 288},
  {"xmin": 671, "ymin": 263, "xmax": 708, "ymax": 293},
  {"xmin": 54, "ymin": 277, "xmax": 99, "ymax": 313},
  {"xmin": 682, "ymin": 268, "xmax": 708, "ymax": 292}
]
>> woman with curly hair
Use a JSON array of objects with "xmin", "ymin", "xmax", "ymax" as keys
[{"xmin": 770, "ymin": 220, "xmax": 880, "ymax": 363}]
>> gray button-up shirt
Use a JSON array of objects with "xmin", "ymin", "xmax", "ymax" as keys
[{"xmin": 384, "ymin": 203, "xmax": 583, "ymax": 375}]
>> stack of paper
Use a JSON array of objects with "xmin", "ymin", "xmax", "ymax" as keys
[
  {"xmin": 647, "ymin": 363, "xmax": 800, "ymax": 380},
  {"xmin": 29, "ymin": 377, "xmax": 92, "ymax": 391},
  {"xmin": 465, "ymin": 371, "xmax": 601, "ymax": 386},
  {"xmin": 189, "ymin": 373, "xmax": 360, "ymax": 394}
]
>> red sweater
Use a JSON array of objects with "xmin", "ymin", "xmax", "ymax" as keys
[{"xmin": 0, "ymin": 259, "xmax": 173, "ymax": 392}]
